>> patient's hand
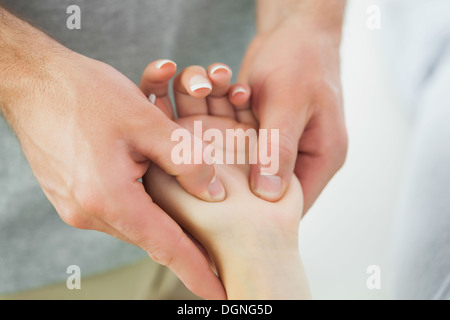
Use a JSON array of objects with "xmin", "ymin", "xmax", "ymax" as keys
[{"xmin": 141, "ymin": 60, "xmax": 310, "ymax": 299}]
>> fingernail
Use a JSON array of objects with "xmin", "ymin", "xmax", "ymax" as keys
[
  {"xmin": 210, "ymin": 64, "xmax": 231, "ymax": 76},
  {"xmin": 155, "ymin": 59, "xmax": 177, "ymax": 69},
  {"xmin": 253, "ymin": 173, "xmax": 282, "ymax": 201},
  {"xmin": 208, "ymin": 175, "xmax": 226, "ymax": 201},
  {"xmin": 148, "ymin": 93, "xmax": 156, "ymax": 104},
  {"xmin": 189, "ymin": 75, "xmax": 212, "ymax": 92},
  {"xmin": 231, "ymin": 86, "xmax": 246, "ymax": 97}
]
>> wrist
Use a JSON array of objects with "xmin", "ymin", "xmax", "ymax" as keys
[
  {"xmin": 257, "ymin": 0, "xmax": 346, "ymax": 42},
  {"xmin": 209, "ymin": 233, "xmax": 310, "ymax": 300}
]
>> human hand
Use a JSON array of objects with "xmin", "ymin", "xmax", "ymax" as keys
[
  {"xmin": 142, "ymin": 62, "xmax": 310, "ymax": 299},
  {"xmin": 1, "ymin": 47, "xmax": 226, "ymax": 299},
  {"xmin": 239, "ymin": 1, "xmax": 348, "ymax": 213}
]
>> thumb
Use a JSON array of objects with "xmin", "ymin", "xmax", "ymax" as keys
[
  {"xmin": 251, "ymin": 97, "xmax": 308, "ymax": 202},
  {"xmin": 133, "ymin": 106, "xmax": 226, "ymax": 202}
]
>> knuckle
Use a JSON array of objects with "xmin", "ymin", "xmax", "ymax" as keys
[
  {"xmin": 146, "ymin": 233, "xmax": 184, "ymax": 268},
  {"xmin": 148, "ymin": 250, "xmax": 173, "ymax": 267},
  {"xmin": 71, "ymin": 179, "xmax": 106, "ymax": 216},
  {"xmin": 58, "ymin": 207, "xmax": 92, "ymax": 230},
  {"xmin": 77, "ymin": 190, "xmax": 102, "ymax": 215},
  {"xmin": 52, "ymin": 170, "xmax": 105, "ymax": 230}
]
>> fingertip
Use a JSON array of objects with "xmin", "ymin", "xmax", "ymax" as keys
[
  {"xmin": 208, "ymin": 63, "xmax": 232, "ymax": 80},
  {"xmin": 143, "ymin": 59, "xmax": 177, "ymax": 80},
  {"xmin": 254, "ymin": 117, "xmax": 303, "ymax": 202},
  {"xmin": 148, "ymin": 93, "xmax": 156, "ymax": 104},
  {"xmin": 140, "ymin": 59, "xmax": 177, "ymax": 98},
  {"xmin": 155, "ymin": 59, "xmax": 178, "ymax": 70},
  {"xmin": 229, "ymin": 84, "xmax": 256, "ymax": 126},
  {"xmin": 174, "ymin": 160, "xmax": 226, "ymax": 202},
  {"xmin": 229, "ymin": 84, "xmax": 251, "ymax": 109},
  {"xmin": 206, "ymin": 175, "xmax": 226, "ymax": 202},
  {"xmin": 249, "ymin": 152, "xmax": 294, "ymax": 202},
  {"xmin": 250, "ymin": 169, "xmax": 285, "ymax": 202},
  {"xmin": 153, "ymin": 59, "xmax": 178, "ymax": 79},
  {"xmin": 181, "ymin": 170, "xmax": 227, "ymax": 203},
  {"xmin": 188, "ymin": 74, "xmax": 213, "ymax": 97}
]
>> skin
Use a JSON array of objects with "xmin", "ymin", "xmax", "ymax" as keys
[
  {"xmin": 0, "ymin": 7, "xmax": 225, "ymax": 300},
  {"xmin": 142, "ymin": 61, "xmax": 311, "ymax": 299},
  {"xmin": 242, "ymin": 0, "xmax": 348, "ymax": 212},
  {"xmin": 0, "ymin": 0, "xmax": 346, "ymax": 299}
]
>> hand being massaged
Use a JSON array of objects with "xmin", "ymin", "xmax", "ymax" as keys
[{"xmin": 140, "ymin": 59, "xmax": 311, "ymax": 300}]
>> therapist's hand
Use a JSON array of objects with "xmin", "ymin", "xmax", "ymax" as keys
[
  {"xmin": 239, "ymin": 0, "xmax": 348, "ymax": 213},
  {"xmin": 0, "ymin": 9, "xmax": 225, "ymax": 299}
]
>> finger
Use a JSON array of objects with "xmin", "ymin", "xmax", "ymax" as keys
[
  {"xmin": 174, "ymin": 66, "xmax": 211, "ymax": 117},
  {"xmin": 103, "ymin": 181, "xmax": 226, "ymax": 300},
  {"xmin": 250, "ymin": 94, "xmax": 309, "ymax": 202},
  {"xmin": 228, "ymin": 84, "xmax": 257, "ymax": 126},
  {"xmin": 294, "ymin": 154, "xmax": 335, "ymax": 215},
  {"xmin": 139, "ymin": 59, "xmax": 177, "ymax": 119},
  {"xmin": 206, "ymin": 63, "xmax": 235, "ymax": 118},
  {"xmin": 132, "ymin": 108, "xmax": 226, "ymax": 202},
  {"xmin": 294, "ymin": 119, "xmax": 348, "ymax": 215}
]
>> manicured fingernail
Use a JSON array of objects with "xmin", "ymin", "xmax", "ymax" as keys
[
  {"xmin": 155, "ymin": 59, "xmax": 177, "ymax": 69},
  {"xmin": 208, "ymin": 175, "xmax": 226, "ymax": 201},
  {"xmin": 189, "ymin": 75, "xmax": 212, "ymax": 92},
  {"xmin": 253, "ymin": 173, "xmax": 282, "ymax": 201},
  {"xmin": 231, "ymin": 86, "xmax": 246, "ymax": 97},
  {"xmin": 210, "ymin": 64, "xmax": 231, "ymax": 76},
  {"xmin": 148, "ymin": 93, "xmax": 156, "ymax": 104}
]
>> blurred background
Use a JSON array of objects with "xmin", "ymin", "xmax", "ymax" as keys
[{"xmin": 298, "ymin": 0, "xmax": 411, "ymax": 300}]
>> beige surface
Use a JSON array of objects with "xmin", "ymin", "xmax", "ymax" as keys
[{"xmin": 1, "ymin": 258, "xmax": 200, "ymax": 300}]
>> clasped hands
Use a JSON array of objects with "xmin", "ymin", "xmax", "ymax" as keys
[
  {"xmin": 140, "ymin": 60, "xmax": 308, "ymax": 300},
  {"xmin": 4, "ymin": 9, "xmax": 346, "ymax": 300}
]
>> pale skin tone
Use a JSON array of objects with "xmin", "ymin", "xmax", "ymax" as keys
[
  {"xmin": 0, "ymin": 1, "xmax": 346, "ymax": 299},
  {"xmin": 141, "ymin": 60, "xmax": 311, "ymax": 299}
]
